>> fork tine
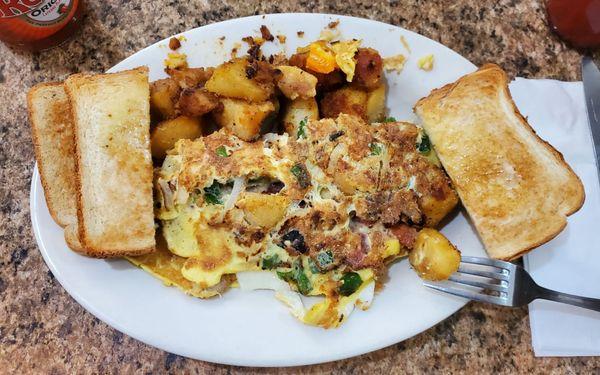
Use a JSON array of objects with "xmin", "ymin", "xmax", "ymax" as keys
[
  {"xmin": 424, "ymin": 282, "xmax": 508, "ymax": 305},
  {"xmin": 449, "ymin": 274, "xmax": 507, "ymax": 292},
  {"xmin": 460, "ymin": 256, "xmax": 508, "ymax": 268},
  {"xmin": 458, "ymin": 265, "xmax": 509, "ymax": 281}
]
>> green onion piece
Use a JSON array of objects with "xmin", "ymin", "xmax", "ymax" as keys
[
  {"xmin": 292, "ymin": 259, "xmax": 313, "ymax": 295},
  {"xmin": 383, "ymin": 116, "xmax": 397, "ymax": 123},
  {"xmin": 297, "ymin": 117, "xmax": 308, "ymax": 139},
  {"xmin": 277, "ymin": 270, "xmax": 294, "ymax": 281},
  {"xmin": 261, "ymin": 254, "xmax": 280, "ymax": 270},
  {"xmin": 203, "ymin": 182, "xmax": 223, "ymax": 204},
  {"xmin": 369, "ymin": 142, "xmax": 383, "ymax": 156},
  {"xmin": 216, "ymin": 145, "xmax": 229, "ymax": 157},
  {"xmin": 339, "ymin": 272, "xmax": 363, "ymax": 296},
  {"xmin": 290, "ymin": 163, "xmax": 310, "ymax": 188},
  {"xmin": 417, "ymin": 133, "xmax": 431, "ymax": 154},
  {"xmin": 308, "ymin": 258, "xmax": 320, "ymax": 274}
]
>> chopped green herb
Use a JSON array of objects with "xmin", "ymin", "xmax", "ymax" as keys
[
  {"xmin": 277, "ymin": 261, "xmax": 312, "ymax": 294},
  {"xmin": 290, "ymin": 163, "xmax": 310, "ymax": 188},
  {"xmin": 316, "ymin": 249, "xmax": 334, "ymax": 269},
  {"xmin": 215, "ymin": 145, "xmax": 229, "ymax": 157},
  {"xmin": 261, "ymin": 254, "xmax": 280, "ymax": 270},
  {"xmin": 203, "ymin": 182, "xmax": 223, "ymax": 204},
  {"xmin": 383, "ymin": 116, "xmax": 397, "ymax": 123},
  {"xmin": 277, "ymin": 270, "xmax": 294, "ymax": 281},
  {"xmin": 417, "ymin": 133, "xmax": 431, "ymax": 154},
  {"xmin": 339, "ymin": 272, "xmax": 363, "ymax": 296},
  {"xmin": 369, "ymin": 142, "xmax": 383, "ymax": 156},
  {"xmin": 294, "ymin": 268, "xmax": 312, "ymax": 295},
  {"xmin": 297, "ymin": 117, "xmax": 308, "ymax": 139}
]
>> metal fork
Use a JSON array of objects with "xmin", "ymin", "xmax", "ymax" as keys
[{"xmin": 424, "ymin": 256, "xmax": 600, "ymax": 312}]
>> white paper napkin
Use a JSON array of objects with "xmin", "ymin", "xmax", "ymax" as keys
[{"xmin": 508, "ymin": 78, "xmax": 600, "ymax": 357}]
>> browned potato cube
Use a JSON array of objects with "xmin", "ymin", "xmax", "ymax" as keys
[
  {"xmin": 409, "ymin": 228, "xmax": 461, "ymax": 281},
  {"xmin": 150, "ymin": 78, "xmax": 180, "ymax": 119},
  {"xmin": 320, "ymin": 86, "xmax": 367, "ymax": 120},
  {"xmin": 151, "ymin": 116, "xmax": 203, "ymax": 159},
  {"xmin": 166, "ymin": 67, "xmax": 214, "ymax": 89},
  {"xmin": 276, "ymin": 65, "xmax": 318, "ymax": 100},
  {"xmin": 177, "ymin": 88, "xmax": 219, "ymax": 117},
  {"xmin": 352, "ymin": 48, "xmax": 383, "ymax": 90},
  {"xmin": 366, "ymin": 83, "xmax": 386, "ymax": 123},
  {"xmin": 236, "ymin": 192, "xmax": 290, "ymax": 228},
  {"xmin": 283, "ymin": 97, "xmax": 319, "ymax": 136},
  {"xmin": 205, "ymin": 58, "xmax": 274, "ymax": 102},
  {"xmin": 212, "ymin": 98, "xmax": 276, "ymax": 141}
]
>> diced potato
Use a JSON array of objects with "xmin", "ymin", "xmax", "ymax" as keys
[
  {"xmin": 320, "ymin": 86, "xmax": 368, "ymax": 120},
  {"xmin": 366, "ymin": 83, "xmax": 386, "ymax": 123},
  {"xmin": 212, "ymin": 98, "xmax": 276, "ymax": 141},
  {"xmin": 283, "ymin": 97, "xmax": 319, "ymax": 136},
  {"xmin": 276, "ymin": 65, "xmax": 318, "ymax": 100},
  {"xmin": 150, "ymin": 78, "xmax": 180, "ymax": 119},
  {"xmin": 236, "ymin": 192, "xmax": 290, "ymax": 228},
  {"xmin": 419, "ymin": 192, "xmax": 459, "ymax": 228},
  {"xmin": 167, "ymin": 67, "xmax": 214, "ymax": 89},
  {"xmin": 409, "ymin": 228, "xmax": 461, "ymax": 281},
  {"xmin": 177, "ymin": 88, "xmax": 219, "ymax": 117},
  {"xmin": 151, "ymin": 116, "xmax": 203, "ymax": 159},
  {"xmin": 205, "ymin": 58, "xmax": 274, "ymax": 102}
]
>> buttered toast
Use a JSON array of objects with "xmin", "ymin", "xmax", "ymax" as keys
[
  {"xmin": 28, "ymin": 83, "xmax": 78, "ymax": 228},
  {"xmin": 415, "ymin": 64, "xmax": 584, "ymax": 260},
  {"xmin": 64, "ymin": 67, "xmax": 155, "ymax": 257}
]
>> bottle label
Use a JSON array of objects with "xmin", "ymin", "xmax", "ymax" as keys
[{"xmin": 0, "ymin": 0, "xmax": 75, "ymax": 25}]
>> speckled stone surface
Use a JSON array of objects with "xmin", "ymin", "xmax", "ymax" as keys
[{"xmin": 1, "ymin": 0, "xmax": 599, "ymax": 373}]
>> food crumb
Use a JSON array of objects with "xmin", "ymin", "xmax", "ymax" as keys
[
  {"xmin": 277, "ymin": 34, "xmax": 286, "ymax": 44},
  {"xmin": 164, "ymin": 52, "xmax": 188, "ymax": 69},
  {"xmin": 319, "ymin": 28, "xmax": 341, "ymax": 42},
  {"xmin": 260, "ymin": 25, "xmax": 274, "ymax": 41},
  {"xmin": 169, "ymin": 37, "xmax": 181, "ymax": 50},
  {"xmin": 231, "ymin": 42, "xmax": 241, "ymax": 58},
  {"xmin": 400, "ymin": 35, "xmax": 411, "ymax": 53},
  {"xmin": 219, "ymin": 36, "xmax": 226, "ymax": 41},
  {"xmin": 417, "ymin": 54, "xmax": 434, "ymax": 71},
  {"xmin": 297, "ymin": 31, "xmax": 304, "ymax": 37},
  {"xmin": 383, "ymin": 54, "xmax": 407, "ymax": 73},
  {"xmin": 328, "ymin": 20, "xmax": 340, "ymax": 29}
]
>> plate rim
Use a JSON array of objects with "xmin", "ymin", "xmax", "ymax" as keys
[{"xmin": 30, "ymin": 13, "xmax": 477, "ymax": 367}]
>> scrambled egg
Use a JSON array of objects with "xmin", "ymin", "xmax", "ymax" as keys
[{"xmin": 131, "ymin": 114, "xmax": 458, "ymax": 328}]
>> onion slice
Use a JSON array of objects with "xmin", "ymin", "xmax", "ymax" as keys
[{"xmin": 224, "ymin": 177, "xmax": 245, "ymax": 211}]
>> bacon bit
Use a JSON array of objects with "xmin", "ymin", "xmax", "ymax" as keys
[
  {"xmin": 277, "ymin": 34, "xmax": 286, "ymax": 43},
  {"xmin": 169, "ymin": 37, "xmax": 181, "ymax": 50},
  {"xmin": 390, "ymin": 224, "xmax": 418, "ymax": 249},
  {"xmin": 297, "ymin": 31, "xmax": 305, "ymax": 37},
  {"xmin": 328, "ymin": 20, "xmax": 340, "ymax": 28},
  {"xmin": 260, "ymin": 25, "xmax": 274, "ymax": 41}
]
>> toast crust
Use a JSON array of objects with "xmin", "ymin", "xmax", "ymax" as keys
[
  {"xmin": 65, "ymin": 67, "xmax": 155, "ymax": 257},
  {"xmin": 28, "ymin": 82, "xmax": 77, "ymax": 227},
  {"xmin": 415, "ymin": 64, "xmax": 584, "ymax": 260}
]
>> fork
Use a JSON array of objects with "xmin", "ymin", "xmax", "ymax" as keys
[{"xmin": 424, "ymin": 256, "xmax": 600, "ymax": 312}]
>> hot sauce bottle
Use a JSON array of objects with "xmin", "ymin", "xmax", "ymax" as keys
[
  {"xmin": 0, "ymin": 0, "xmax": 83, "ymax": 51},
  {"xmin": 547, "ymin": 0, "xmax": 600, "ymax": 49}
]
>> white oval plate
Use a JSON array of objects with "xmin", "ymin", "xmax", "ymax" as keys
[{"xmin": 31, "ymin": 13, "xmax": 484, "ymax": 367}]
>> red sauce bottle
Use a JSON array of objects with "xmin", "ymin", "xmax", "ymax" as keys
[
  {"xmin": 547, "ymin": 0, "xmax": 600, "ymax": 49},
  {"xmin": 0, "ymin": 0, "xmax": 83, "ymax": 51}
]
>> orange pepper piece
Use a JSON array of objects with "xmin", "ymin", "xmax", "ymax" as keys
[{"xmin": 306, "ymin": 43, "xmax": 337, "ymax": 74}]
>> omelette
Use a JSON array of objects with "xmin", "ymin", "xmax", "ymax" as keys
[{"xmin": 130, "ymin": 114, "xmax": 458, "ymax": 328}]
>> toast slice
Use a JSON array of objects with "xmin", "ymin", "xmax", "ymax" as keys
[
  {"xmin": 65, "ymin": 67, "xmax": 155, "ymax": 257},
  {"xmin": 414, "ymin": 64, "xmax": 584, "ymax": 260},
  {"xmin": 28, "ymin": 83, "xmax": 78, "ymax": 227}
]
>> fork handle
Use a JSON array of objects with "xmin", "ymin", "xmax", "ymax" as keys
[{"xmin": 537, "ymin": 287, "xmax": 600, "ymax": 312}]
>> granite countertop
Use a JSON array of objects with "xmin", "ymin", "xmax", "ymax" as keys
[{"xmin": 1, "ymin": 0, "xmax": 598, "ymax": 373}]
